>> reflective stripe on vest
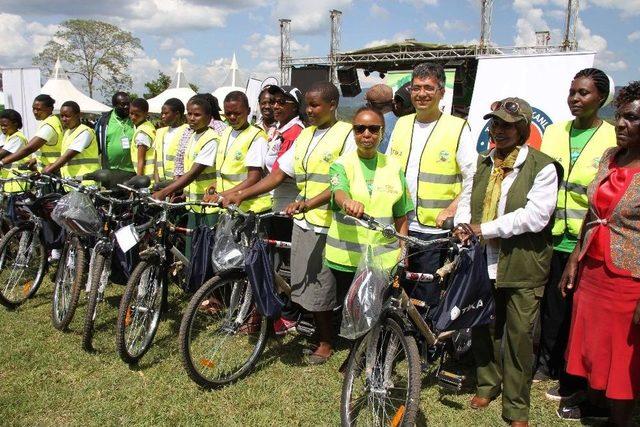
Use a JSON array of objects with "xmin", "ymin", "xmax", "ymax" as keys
[
  {"xmin": 37, "ymin": 115, "xmax": 64, "ymax": 169},
  {"xmin": 539, "ymin": 120, "xmax": 616, "ymax": 237},
  {"xmin": 155, "ymin": 123, "xmax": 189, "ymax": 180},
  {"xmin": 1, "ymin": 131, "xmax": 30, "ymax": 193},
  {"xmin": 130, "ymin": 120, "xmax": 156, "ymax": 178},
  {"xmin": 293, "ymin": 121, "xmax": 352, "ymax": 229},
  {"xmin": 325, "ymin": 152, "xmax": 402, "ymax": 270},
  {"xmin": 387, "ymin": 113, "xmax": 466, "ymax": 227},
  {"xmin": 184, "ymin": 128, "xmax": 219, "ymax": 213},
  {"xmin": 60, "ymin": 124, "xmax": 100, "ymax": 182},
  {"xmin": 216, "ymin": 125, "xmax": 271, "ymax": 213}
]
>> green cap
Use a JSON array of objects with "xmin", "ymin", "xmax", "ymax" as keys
[{"xmin": 483, "ymin": 97, "xmax": 532, "ymax": 124}]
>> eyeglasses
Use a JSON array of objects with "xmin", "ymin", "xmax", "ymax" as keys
[
  {"xmin": 353, "ymin": 124, "xmax": 382, "ymax": 135},
  {"xmin": 410, "ymin": 84, "xmax": 441, "ymax": 94}
]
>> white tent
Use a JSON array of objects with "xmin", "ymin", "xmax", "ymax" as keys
[
  {"xmin": 212, "ymin": 53, "xmax": 245, "ymax": 105},
  {"xmin": 40, "ymin": 59, "xmax": 110, "ymax": 114},
  {"xmin": 147, "ymin": 59, "xmax": 196, "ymax": 114}
]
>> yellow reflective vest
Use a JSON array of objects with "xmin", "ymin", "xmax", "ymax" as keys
[
  {"xmin": 155, "ymin": 123, "xmax": 189, "ymax": 181},
  {"xmin": 539, "ymin": 120, "xmax": 616, "ymax": 237},
  {"xmin": 325, "ymin": 152, "xmax": 403, "ymax": 270},
  {"xmin": 184, "ymin": 128, "xmax": 219, "ymax": 213},
  {"xmin": 1, "ymin": 131, "xmax": 30, "ymax": 193},
  {"xmin": 387, "ymin": 113, "xmax": 467, "ymax": 227},
  {"xmin": 293, "ymin": 121, "xmax": 352, "ymax": 229},
  {"xmin": 60, "ymin": 124, "xmax": 100, "ymax": 182},
  {"xmin": 37, "ymin": 114, "xmax": 64, "ymax": 169},
  {"xmin": 130, "ymin": 120, "xmax": 156, "ymax": 178},
  {"xmin": 216, "ymin": 125, "xmax": 271, "ymax": 213}
]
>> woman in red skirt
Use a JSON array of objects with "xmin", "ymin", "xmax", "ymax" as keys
[{"xmin": 560, "ymin": 81, "xmax": 640, "ymax": 426}]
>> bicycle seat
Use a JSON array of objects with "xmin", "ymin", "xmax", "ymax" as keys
[
  {"xmin": 84, "ymin": 169, "xmax": 136, "ymax": 189},
  {"xmin": 441, "ymin": 217, "xmax": 455, "ymax": 231},
  {"xmin": 124, "ymin": 175, "xmax": 151, "ymax": 189},
  {"xmin": 152, "ymin": 180, "xmax": 172, "ymax": 192}
]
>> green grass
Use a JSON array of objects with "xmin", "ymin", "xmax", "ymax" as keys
[{"xmin": 0, "ymin": 280, "xmax": 633, "ymax": 426}]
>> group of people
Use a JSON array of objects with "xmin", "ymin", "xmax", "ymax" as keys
[{"xmin": 1, "ymin": 61, "xmax": 639, "ymax": 426}]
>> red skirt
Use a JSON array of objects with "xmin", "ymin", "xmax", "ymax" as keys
[{"xmin": 565, "ymin": 256, "xmax": 640, "ymax": 399}]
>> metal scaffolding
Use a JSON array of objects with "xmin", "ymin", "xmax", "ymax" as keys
[
  {"xmin": 479, "ymin": 0, "xmax": 494, "ymax": 52},
  {"xmin": 329, "ymin": 10, "xmax": 342, "ymax": 84},
  {"xmin": 279, "ymin": 18, "xmax": 291, "ymax": 85},
  {"xmin": 563, "ymin": 0, "xmax": 580, "ymax": 51}
]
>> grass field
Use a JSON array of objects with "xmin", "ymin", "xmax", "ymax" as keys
[{"xmin": 0, "ymin": 279, "xmax": 634, "ymax": 426}]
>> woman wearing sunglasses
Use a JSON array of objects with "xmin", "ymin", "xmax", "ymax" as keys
[
  {"xmin": 454, "ymin": 97, "xmax": 560, "ymax": 427},
  {"xmin": 325, "ymin": 106, "xmax": 413, "ymax": 296}
]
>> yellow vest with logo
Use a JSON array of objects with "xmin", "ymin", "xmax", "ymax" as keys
[
  {"xmin": 216, "ymin": 125, "xmax": 271, "ymax": 213},
  {"xmin": 184, "ymin": 128, "xmax": 218, "ymax": 213},
  {"xmin": 1, "ymin": 131, "xmax": 30, "ymax": 193},
  {"xmin": 38, "ymin": 114, "xmax": 64, "ymax": 169},
  {"xmin": 387, "ymin": 113, "xmax": 466, "ymax": 227},
  {"xmin": 293, "ymin": 121, "xmax": 352, "ymax": 229},
  {"xmin": 130, "ymin": 120, "xmax": 156, "ymax": 178},
  {"xmin": 60, "ymin": 124, "xmax": 100, "ymax": 183},
  {"xmin": 325, "ymin": 152, "xmax": 403, "ymax": 270},
  {"xmin": 155, "ymin": 123, "xmax": 189, "ymax": 181},
  {"xmin": 540, "ymin": 120, "xmax": 616, "ymax": 237}
]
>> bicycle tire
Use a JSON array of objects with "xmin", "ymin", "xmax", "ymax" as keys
[
  {"xmin": 0, "ymin": 223, "xmax": 47, "ymax": 309},
  {"xmin": 340, "ymin": 317, "xmax": 421, "ymax": 427},
  {"xmin": 51, "ymin": 236, "xmax": 86, "ymax": 330},
  {"xmin": 82, "ymin": 252, "xmax": 107, "ymax": 351},
  {"xmin": 179, "ymin": 273, "xmax": 269, "ymax": 388},
  {"xmin": 116, "ymin": 260, "xmax": 164, "ymax": 364}
]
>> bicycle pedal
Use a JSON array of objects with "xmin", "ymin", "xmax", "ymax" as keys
[
  {"xmin": 436, "ymin": 369, "xmax": 465, "ymax": 392},
  {"xmin": 295, "ymin": 320, "xmax": 315, "ymax": 337}
]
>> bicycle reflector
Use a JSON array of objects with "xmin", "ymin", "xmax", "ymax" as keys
[{"xmin": 199, "ymin": 358, "xmax": 216, "ymax": 368}]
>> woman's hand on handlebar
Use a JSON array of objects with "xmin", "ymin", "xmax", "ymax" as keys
[
  {"xmin": 284, "ymin": 200, "xmax": 307, "ymax": 216},
  {"xmin": 453, "ymin": 223, "xmax": 481, "ymax": 245},
  {"xmin": 222, "ymin": 191, "xmax": 243, "ymax": 208},
  {"xmin": 342, "ymin": 198, "xmax": 365, "ymax": 219}
]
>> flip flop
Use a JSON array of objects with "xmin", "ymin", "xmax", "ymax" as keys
[{"xmin": 305, "ymin": 352, "xmax": 332, "ymax": 365}]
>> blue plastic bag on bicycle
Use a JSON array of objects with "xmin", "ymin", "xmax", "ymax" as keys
[
  {"xmin": 431, "ymin": 238, "xmax": 494, "ymax": 332},
  {"xmin": 186, "ymin": 224, "xmax": 216, "ymax": 293},
  {"xmin": 244, "ymin": 238, "xmax": 284, "ymax": 318}
]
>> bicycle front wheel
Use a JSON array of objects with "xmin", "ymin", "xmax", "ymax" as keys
[
  {"xmin": 179, "ymin": 273, "xmax": 269, "ymax": 388},
  {"xmin": 0, "ymin": 224, "xmax": 47, "ymax": 309},
  {"xmin": 340, "ymin": 317, "xmax": 421, "ymax": 427},
  {"xmin": 116, "ymin": 260, "xmax": 164, "ymax": 364},
  {"xmin": 82, "ymin": 251, "xmax": 109, "ymax": 351},
  {"xmin": 51, "ymin": 236, "xmax": 86, "ymax": 330}
]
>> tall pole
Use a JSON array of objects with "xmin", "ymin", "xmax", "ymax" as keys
[
  {"xmin": 479, "ymin": 0, "xmax": 493, "ymax": 53},
  {"xmin": 329, "ymin": 9, "xmax": 342, "ymax": 84},
  {"xmin": 279, "ymin": 19, "xmax": 291, "ymax": 85},
  {"xmin": 562, "ymin": 0, "xmax": 580, "ymax": 51}
]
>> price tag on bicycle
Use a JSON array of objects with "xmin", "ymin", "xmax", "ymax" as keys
[{"xmin": 115, "ymin": 224, "xmax": 140, "ymax": 253}]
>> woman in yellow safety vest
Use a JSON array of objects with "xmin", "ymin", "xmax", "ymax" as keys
[
  {"xmin": 536, "ymin": 68, "xmax": 617, "ymax": 397},
  {"xmin": 155, "ymin": 98, "xmax": 189, "ymax": 182},
  {"xmin": 0, "ymin": 109, "xmax": 30, "ymax": 192},
  {"xmin": 129, "ymin": 98, "xmax": 157, "ymax": 179},
  {"xmin": 325, "ymin": 106, "xmax": 413, "ymax": 284}
]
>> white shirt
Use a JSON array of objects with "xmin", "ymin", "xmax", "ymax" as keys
[
  {"xmin": 192, "ymin": 131, "xmax": 217, "ymax": 167},
  {"xmin": 35, "ymin": 122, "xmax": 58, "ymax": 146},
  {"xmin": 134, "ymin": 130, "xmax": 152, "ymax": 147},
  {"xmin": 454, "ymin": 145, "xmax": 559, "ymax": 280},
  {"xmin": 278, "ymin": 127, "xmax": 356, "ymax": 234},
  {"xmin": 65, "ymin": 128, "xmax": 92, "ymax": 152},
  {"xmin": 265, "ymin": 117, "xmax": 305, "ymax": 172},
  {"xmin": 223, "ymin": 129, "xmax": 269, "ymax": 169},
  {"xmin": 1, "ymin": 134, "xmax": 25, "ymax": 153},
  {"xmin": 387, "ymin": 118, "xmax": 477, "ymax": 235}
]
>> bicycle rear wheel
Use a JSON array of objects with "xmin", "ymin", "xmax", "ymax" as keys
[
  {"xmin": 341, "ymin": 317, "xmax": 421, "ymax": 427},
  {"xmin": 116, "ymin": 260, "xmax": 164, "ymax": 364},
  {"xmin": 51, "ymin": 236, "xmax": 86, "ymax": 330},
  {"xmin": 82, "ymin": 251, "xmax": 109, "ymax": 351},
  {"xmin": 179, "ymin": 273, "xmax": 269, "ymax": 388},
  {"xmin": 0, "ymin": 223, "xmax": 47, "ymax": 309}
]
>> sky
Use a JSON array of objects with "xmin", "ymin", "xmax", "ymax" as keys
[{"xmin": 0, "ymin": 0, "xmax": 638, "ymax": 101}]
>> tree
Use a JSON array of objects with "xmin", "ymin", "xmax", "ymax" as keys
[
  {"xmin": 34, "ymin": 19, "xmax": 143, "ymax": 99},
  {"xmin": 143, "ymin": 71, "xmax": 200, "ymax": 99}
]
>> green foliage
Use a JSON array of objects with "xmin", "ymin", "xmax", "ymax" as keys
[
  {"xmin": 143, "ymin": 71, "xmax": 172, "ymax": 99},
  {"xmin": 33, "ymin": 19, "xmax": 143, "ymax": 99}
]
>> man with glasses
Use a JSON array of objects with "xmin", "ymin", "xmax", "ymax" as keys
[
  {"xmin": 386, "ymin": 62, "xmax": 477, "ymax": 311},
  {"xmin": 364, "ymin": 84, "xmax": 396, "ymax": 153}
]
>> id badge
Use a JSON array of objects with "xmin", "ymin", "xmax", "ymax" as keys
[{"xmin": 121, "ymin": 136, "xmax": 130, "ymax": 149}]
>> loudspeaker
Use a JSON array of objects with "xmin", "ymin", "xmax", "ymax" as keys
[
  {"xmin": 337, "ymin": 67, "xmax": 361, "ymax": 97},
  {"xmin": 291, "ymin": 66, "xmax": 330, "ymax": 95}
]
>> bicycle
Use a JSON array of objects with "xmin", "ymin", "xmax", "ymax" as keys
[
  {"xmin": 178, "ymin": 208, "xmax": 292, "ymax": 388},
  {"xmin": 114, "ymin": 186, "xmax": 219, "ymax": 364},
  {"xmin": 339, "ymin": 214, "xmax": 469, "ymax": 427}
]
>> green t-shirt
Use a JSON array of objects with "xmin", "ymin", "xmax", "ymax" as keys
[
  {"xmin": 554, "ymin": 125, "xmax": 599, "ymax": 253},
  {"xmin": 326, "ymin": 156, "xmax": 414, "ymax": 272},
  {"xmin": 105, "ymin": 112, "xmax": 135, "ymax": 172}
]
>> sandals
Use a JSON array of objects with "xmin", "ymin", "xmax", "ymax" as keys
[{"xmin": 305, "ymin": 351, "xmax": 332, "ymax": 365}]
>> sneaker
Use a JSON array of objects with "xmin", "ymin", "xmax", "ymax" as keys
[
  {"xmin": 557, "ymin": 402, "xmax": 610, "ymax": 421},
  {"xmin": 48, "ymin": 249, "xmax": 61, "ymax": 263},
  {"xmin": 545, "ymin": 385, "xmax": 585, "ymax": 404},
  {"xmin": 532, "ymin": 369, "xmax": 551, "ymax": 383},
  {"xmin": 273, "ymin": 318, "xmax": 297, "ymax": 336}
]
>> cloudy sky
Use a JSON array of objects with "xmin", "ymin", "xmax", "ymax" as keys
[{"xmin": 0, "ymin": 0, "xmax": 638, "ymax": 101}]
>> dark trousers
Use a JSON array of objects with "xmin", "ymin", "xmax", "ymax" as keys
[
  {"xmin": 401, "ymin": 230, "xmax": 449, "ymax": 308},
  {"xmin": 537, "ymin": 250, "xmax": 586, "ymax": 392}
]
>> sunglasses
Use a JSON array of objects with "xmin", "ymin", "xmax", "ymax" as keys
[
  {"xmin": 353, "ymin": 124, "xmax": 382, "ymax": 135},
  {"xmin": 273, "ymin": 98, "xmax": 296, "ymax": 106}
]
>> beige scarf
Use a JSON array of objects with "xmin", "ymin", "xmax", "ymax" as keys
[{"xmin": 481, "ymin": 146, "xmax": 521, "ymax": 223}]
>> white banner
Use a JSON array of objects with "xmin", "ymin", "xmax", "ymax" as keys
[
  {"xmin": 2, "ymin": 68, "xmax": 41, "ymax": 139},
  {"xmin": 468, "ymin": 52, "xmax": 595, "ymax": 152}
]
